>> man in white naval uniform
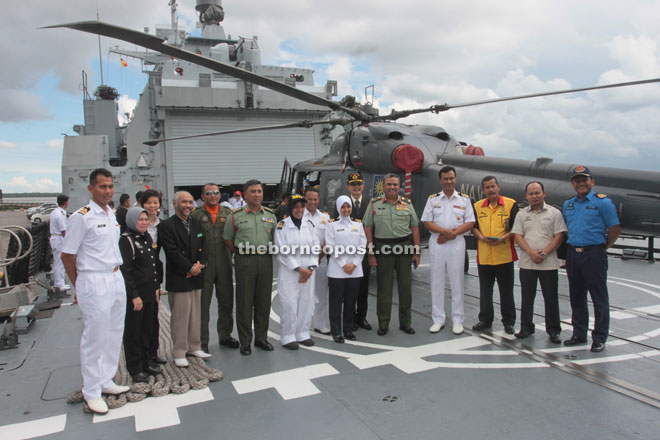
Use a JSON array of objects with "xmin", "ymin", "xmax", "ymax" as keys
[
  {"xmin": 421, "ymin": 165, "xmax": 475, "ymax": 335},
  {"xmin": 274, "ymin": 194, "xmax": 320, "ymax": 349},
  {"xmin": 61, "ymin": 168, "xmax": 129, "ymax": 415},
  {"xmin": 303, "ymin": 188, "xmax": 332, "ymax": 334},
  {"xmin": 49, "ymin": 194, "xmax": 70, "ymax": 294}
]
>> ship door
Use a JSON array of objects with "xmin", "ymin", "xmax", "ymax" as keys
[{"xmin": 277, "ymin": 159, "xmax": 293, "ymax": 200}]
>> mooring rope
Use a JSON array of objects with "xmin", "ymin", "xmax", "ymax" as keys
[{"xmin": 67, "ymin": 299, "xmax": 223, "ymax": 412}]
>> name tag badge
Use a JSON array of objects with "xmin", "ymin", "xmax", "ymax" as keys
[{"xmin": 97, "ymin": 224, "xmax": 106, "ymax": 228}]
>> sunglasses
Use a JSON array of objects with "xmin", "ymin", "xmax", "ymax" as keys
[
  {"xmin": 205, "ymin": 190, "xmax": 220, "ymax": 196},
  {"xmin": 349, "ymin": 181, "xmax": 363, "ymax": 186}
]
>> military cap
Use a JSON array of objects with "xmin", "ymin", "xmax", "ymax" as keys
[
  {"xmin": 347, "ymin": 171, "xmax": 364, "ymax": 184},
  {"xmin": 571, "ymin": 165, "xmax": 592, "ymax": 179}
]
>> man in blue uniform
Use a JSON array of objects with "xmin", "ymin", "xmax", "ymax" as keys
[{"xmin": 562, "ymin": 166, "xmax": 620, "ymax": 353}]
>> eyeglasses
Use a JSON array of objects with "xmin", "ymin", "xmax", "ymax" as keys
[{"xmin": 205, "ymin": 190, "xmax": 220, "ymax": 196}]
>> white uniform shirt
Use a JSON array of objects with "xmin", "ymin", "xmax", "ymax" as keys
[
  {"xmin": 274, "ymin": 216, "xmax": 320, "ymax": 272},
  {"xmin": 325, "ymin": 216, "xmax": 367, "ymax": 278},
  {"xmin": 303, "ymin": 208, "xmax": 330, "ymax": 246},
  {"xmin": 230, "ymin": 197, "xmax": 246, "ymax": 210},
  {"xmin": 49, "ymin": 206, "xmax": 67, "ymax": 235},
  {"xmin": 61, "ymin": 200, "xmax": 123, "ymax": 272},
  {"xmin": 511, "ymin": 203, "xmax": 567, "ymax": 270},
  {"xmin": 147, "ymin": 216, "xmax": 160, "ymax": 243},
  {"xmin": 420, "ymin": 190, "xmax": 475, "ymax": 234}
]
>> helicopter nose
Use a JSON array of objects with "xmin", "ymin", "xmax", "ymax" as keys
[{"xmin": 392, "ymin": 144, "xmax": 424, "ymax": 173}]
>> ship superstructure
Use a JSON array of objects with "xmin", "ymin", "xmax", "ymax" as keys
[{"xmin": 62, "ymin": 0, "xmax": 337, "ymax": 213}]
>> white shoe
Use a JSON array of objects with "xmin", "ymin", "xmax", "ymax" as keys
[
  {"xmin": 188, "ymin": 350, "xmax": 212, "ymax": 359},
  {"xmin": 174, "ymin": 358, "xmax": 189, "ymax": 367},
  {"xmin": 62, "ymin": 284, "xmax": 72, "ymax": 291},
  {"xmin": 101, "ymin": 385, "xmax": 130, "ymax": 395},
  {"xmin": 86, "ymin": 398, "xmax": 109, "ymax": 414},
  {"xmin": 452, "ymin": 323, "xmax": 464, "ymax": 335},
  {"xmin": 429, "ymin": 322, "xmax": 445, "ymax": 333}
]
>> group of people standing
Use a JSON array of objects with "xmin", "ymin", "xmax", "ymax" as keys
[{"xmin": 54, "ymin": 162, "xmax": 620, "ymax": 415}]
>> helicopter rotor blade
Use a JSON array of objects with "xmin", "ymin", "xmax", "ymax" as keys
[
  {"xmin": 143, "ymin": 118, "xmax": 354, "ymax": 146},
  {"xmin": 435, "ymin": 77, "xmax": 660, "ymax": 111},
  {"xmin": 42, "ymin": 21, "xmax": 370, "ymax": 120}
]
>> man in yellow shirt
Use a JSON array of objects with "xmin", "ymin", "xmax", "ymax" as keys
[{"xmin": 471, "ymin": 176, "xmax": 519, "ymax": 334}]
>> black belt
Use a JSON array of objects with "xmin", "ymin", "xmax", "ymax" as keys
[
  {"xmin": 568, "ymin": 244, "xmax": 605, "ymax": 253},
  {"xmin": 374, "ymin": 235, "xmax": 412, "ymax": 244}
]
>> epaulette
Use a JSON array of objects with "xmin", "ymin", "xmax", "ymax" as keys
[
  {"xmin": 320, "ymin": 210, "xmax": 329, "ymax": 215},
  {"xmin": 371, "ymin": 196, "xmax": 380, "ymax": 201},
  {"xmin": 460, "ymin": 193, "xmax": 470, "ymax": 198},
  {"xmin": 231, "ymin": 207, "xmax": 243, "ymax": 213},
  {"xmin": 596, "ymin": 193, "xmax": 607, "ymax": 199},
  {"xmin": 329, "ymin": 218, "xmax": 336, "ymax": 222},
  {"xmin": 263, "ymin": 206, "xmax": 274, "ymax": 213},
  {"xmin": 401, "ymin": 197, "xmax": 411, "ymax": 203},
  {"xmin": 77, "ymin": 206, "xmax": 90, "ymax": 215},
  {"xmin": 354, "ymin": 218, "xmax": 362, "ymax": 223},
  {"xmin": 277, "ymin": 221, "xmax": 285, "ymax": 229},
  {"xmin": 428, "ymin": 192, "xmax": 440, "ymax": 199}
]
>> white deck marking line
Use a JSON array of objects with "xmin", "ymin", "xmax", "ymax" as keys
[
  {"xmin": 0, "ymin": 414, "xmax": 66, "ymax": 440},
  {"xmin": 232, "ymin": 363, "xmax": 339, "ymax": 400},
  {"xmin": 93, "ymin": 388, "xmax": 214, "ymax": 432}
]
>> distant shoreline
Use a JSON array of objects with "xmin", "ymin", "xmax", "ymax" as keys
[{"xmin": 1, "ymin": 193, "xmax": 59, "ymax": 198}]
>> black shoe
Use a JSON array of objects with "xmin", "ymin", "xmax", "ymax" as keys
[
  {"xmin": 145, "ymin": 364, "xmax": 162, "ymax": 375},
  {"xmin": 254, "ymin": 340, "xmax": 274, "ymax": 351},
  {"xmin": 514, "ymin": 330, "xmax": 532, "ymax": 339},
  {"xmin": 377, "ymin": 328, "xmax": 388, "ymax": 336},
  {"xmin": 132, "ymin": 372, "xmax": 149, "ymax": 383},
  {"xmin": 150, "ymin": 356, "xmax": 167, "ymax": 365},
  {"xmin": 344, "ymin": 333, "xmax": 356, "ymax": 341},
  {"xmin": 283, "ymin": 341, "xmax": 299, "ymax": 350},
  {"xmin": 504, "ymin": 325, "xmax": 515, "ymax": 335},
  {"xmin": 399, "ymin": 326, "xmax": 416, "ymax": 335},
  {"xmin": 201, "ymin": 343, "xmax": 209, "ymax": 354},
  {"xmin": 356, "ymin": 318, "xmax": 372, "ymax": 330},
  {"xmin": 563, "ymin": 336, "xmax": 588, "ymax": 346},
  {"xmin": 590, "ymin": 341, "xmax": 606, "ymax": 352},
  {"xmin": 220, "ymin": 337, "xmax": 240, "ymax": 349},
  {"xmin": 298, "ymin": 338, "xmax": 314, "ymax": 347},
  {"xmin": 549, "ymin": 334, "xmax": 562, "ymax": 344},
  {"xmin": 333, "ymin": 335, "xmax": 345, "ymax": 343},
  {"xmin": 314, "ymin": 328, "xmax": 331, "ymax": 335},
  {"xmin": 240, "ymin": 344, "xmax": 252, "ymax": 355},
  {"xmin": 353, "ymin": 323, "xmax": 359, "ymax": 331},
  {"xmin": 472, "ymin": 321, "xmax": 492, "ymax": 332}
]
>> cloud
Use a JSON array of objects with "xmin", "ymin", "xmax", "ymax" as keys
[
  {"xmin": 46, "ymin": 139, "xmax": 63, "ymax": 150},
  {"xmin": 0, "ymin": 141, "xmax": 17, "ymax": 148},
  {"xmin": 117, "ymin": 95, "xmax": 137, "ymax": 125},
  {"xmin": 0, "ymin": 176, "xmax": 60, "ymax": 193},
  {"xmin": 0, "ymin": 90, "xmax": 52, "ymax": 122}
]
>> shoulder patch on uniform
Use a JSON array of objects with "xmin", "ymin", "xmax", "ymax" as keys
[
  {"xmin": 277, "ymin": 221, "xmax": 285, "ymax": 229},
  {"xmin": 231, "ymin": 207, "xmax": 243, "ymax": 213},
  {"xmin": 329, "ymin": 218, "xmax": 336, "ymax": 223},
  {"xmin": 460, "ymin": 193, "xmax": 470, "ymax": 198},
  {"xmin": 354, "ymin": 218, "xmax": 362, "ymax": 223},
  {"xmin": 77, "ymin": 206, "xmax": 90, "ymax": 215},
  {"xmin": 428, "ymin": 192, "xmax": 440, "ymax": 199},
  {"xmin": 320, "ymin": 210, "xmax": 329, "ymax": 215},
  {"xmin": 596, "ymin": 193, "xmax": 607, "ymax": 199},
  {"xmin": 263, "ymin": 206, "xmax": 274, "ymax": 213},
  {"xmin": 371, "ymin": 196, "xmax": 380, "ymax": 201}
]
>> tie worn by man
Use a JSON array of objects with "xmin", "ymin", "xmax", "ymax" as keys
[
  {"xmin": 562, "ymin": 166, "xmax": 620, "ymax": 353},
  {"xmin": 191, "ymin": 183, "xmax": 238, "ymax": 353},
  {"xmin": 158, "ymin": 191, "xmax": 210, "ymax": 367},
  {"xmin": 511, "ymin": 181, "xmax": 567, "ymax": 344},
  {"xmin": 61, "ymin": 168, "xmax": 130, "ymax": 415},
  {"xmin": 363, "ymin": 173, "xmax": 421, "ymax": 336},
  {"xmin": 471, "ymin": 176, "xmax": 519, "ymax": 335}
]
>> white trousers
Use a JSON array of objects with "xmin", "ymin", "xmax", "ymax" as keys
[
  {"xmin": 76, "ymin": 270, "xmax": 126, "ymax": 401},
  {"xmin": 277, "ymin": 267, "xmax": 315, "ymax": 345},
  {"xmin": 50, "ymin": 236, "xmax": 66, "ymax": 288},
  {"xmin": 429, "ymin": 235, "xmax": 466, "ymax": 325},
  {"xmin": 311, "ymin": 258, "xmax": 329, "ymax": 330}
]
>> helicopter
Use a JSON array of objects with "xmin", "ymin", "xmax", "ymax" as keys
[{"xmin": 45, "ymin": 19, "xmax": 660, "ymax": 247}]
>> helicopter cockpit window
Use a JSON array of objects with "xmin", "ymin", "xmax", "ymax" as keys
[{"xmin": 297, "ymin": 171, "xmax": 321, "ymax": 194}]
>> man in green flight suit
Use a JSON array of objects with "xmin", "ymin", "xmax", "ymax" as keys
[
  {"xmin": 363, "ymin": 173, "xmax": 421, "ymax": 336},
  {"xmin": 191, "ymin": 183, "xmax": 238, "ymax": 353},
  {"xmin": 224, "ymin": 179, "xmax": 277, "ymax": 355}
]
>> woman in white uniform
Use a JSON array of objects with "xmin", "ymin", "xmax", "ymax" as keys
[
  {"xmin": 275, "ymin": 194, "xmax": 320, "ymax": 350},
  {"xmin": 325, "ymin": 195, "xmax": 367, "ymax": 343}
]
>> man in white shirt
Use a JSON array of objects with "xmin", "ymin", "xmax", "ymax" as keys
[
  {"xmin": 230, "ymin": 191, "xmax": 247, "ymax": 209},
  {"xmin": 61, "ymin": 168, "xmax": 130, "ymax": 414},
  {"xmin": 49, "ymin": 194, "xmax": 70, "ymax": 294},
  {"xmin": 421, "ymin": 166, "xmax": 475, "ymax": 335},
  {"xmin": 303, "ymin": 187, "xmax": 331, "ymax": 334},
  {"xmin": 511, "ymin": 181, "xmax": 567, "ymax": 343}
]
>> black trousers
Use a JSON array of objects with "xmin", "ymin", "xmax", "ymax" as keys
[
  {"xmin": 147, "ymin": 302, "xmax": 160, "ymax": 359},
  {"xmin": 354, "ymin": 255, "xmax": 371, "ymax": 320},
  {"xmin": 477, "ymin": 262, "xmax": 516, "ymax": 326},
  {"xmin": 566, "ymin": 246, "xmax": 609, "ymax": 342},
  {"xmin": 123, "ymin": 300, "xmax": 156, "ymax": 376},
  {"xmin": 519, "ymin": 268, "xmax": 561, "ymax": 335},
  {"xmin": 329, "ymin": 277, "xmax": 360, "ymax": 336}
]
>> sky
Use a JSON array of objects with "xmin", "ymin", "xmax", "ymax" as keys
[{"xmin": 2, "ymin": 0, "xmax": 660, "ymax": 193}]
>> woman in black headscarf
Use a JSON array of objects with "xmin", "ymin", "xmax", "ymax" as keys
[{"xmin": 119, "ymin": 207, "xmax": 163, "ymax": 383}]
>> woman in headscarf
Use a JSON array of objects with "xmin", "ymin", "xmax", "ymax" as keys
[
  {"xmin": 119, "ymin": 207, "xmax": 163, "ymax": 383},
  {"xmin": 325, "ymin": 195, "xmax": 367, "ymax": 343},
  {"xmin": 274, "ymin": 194, "xmax": 320, "ymax": 350}
]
